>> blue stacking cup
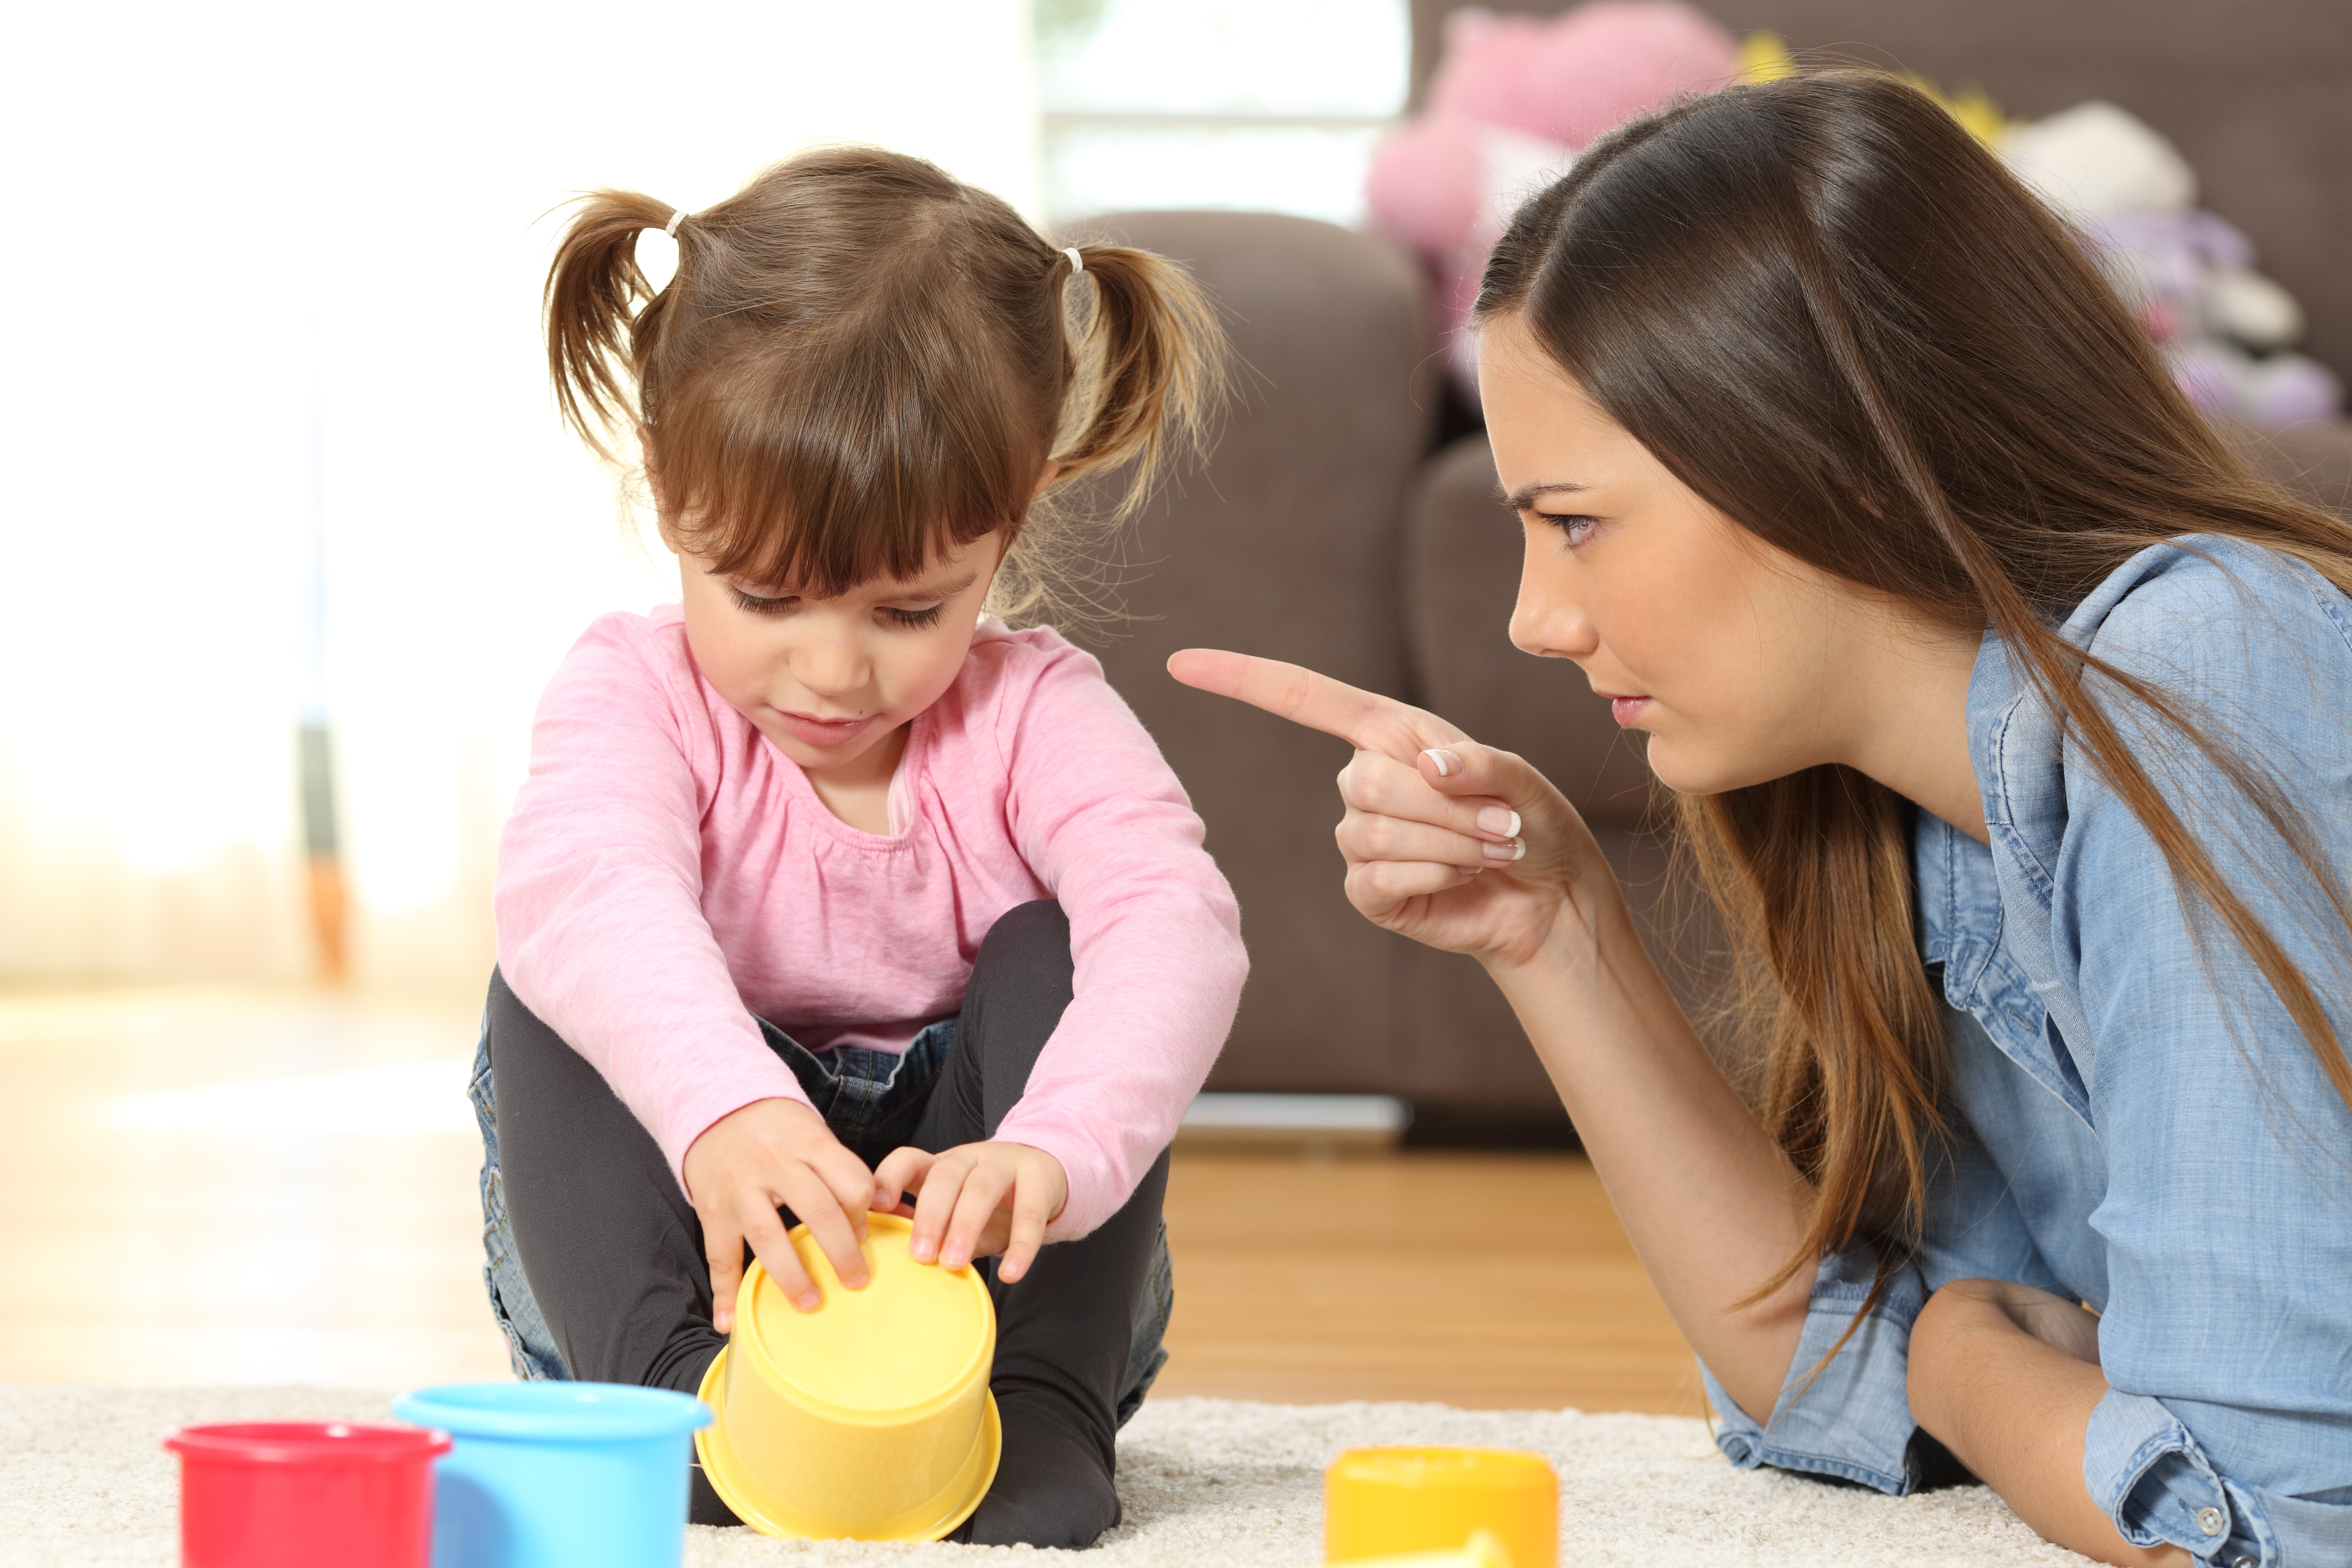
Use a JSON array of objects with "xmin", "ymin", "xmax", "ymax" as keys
[{"xmin": 391, "ymin": 1383, "xmax": 712, "ymax": 1568}]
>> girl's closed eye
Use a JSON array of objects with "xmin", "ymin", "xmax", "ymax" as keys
[
  {"xmin": 729, "ymin": 586, "xmax": 797, "ymax": 617},
  {"xmin": 882, "ymin": 603, "xmax": 946, "ymax": 629}
]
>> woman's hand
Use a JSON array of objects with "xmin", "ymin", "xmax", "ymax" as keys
[
  {"xmin": 873, "ymin": 1141, "xmax": 1068, "ymax": 1283},
  {"xmin": 1167, "ymin": 648, "xmax": 1612, "ymax": 971},
  {"xmin": 680, "ymin": 1096, "xmax": 877, "ymax": 1330},
  {"xmin": 1929, "ymin": 1277, "xmax": 2102, "ymax": 1366},
  {"xmin": 1910, "ymin": 1280, "xmax": 2186, "ymax": 1567}
]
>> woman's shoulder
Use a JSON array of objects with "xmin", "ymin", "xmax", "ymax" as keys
[{"xmin": 2068, "ymin": 534, "xmax": 2352, "ymax": 681}]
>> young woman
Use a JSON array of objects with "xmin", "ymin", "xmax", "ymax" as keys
[
  {"xmin": 1176, "ymin": 73, "xmax": 2351, "ymax": 1568},
  {"xmin": 477, "ymin": 146, "xmax": 1245, "ymax": 1545}
]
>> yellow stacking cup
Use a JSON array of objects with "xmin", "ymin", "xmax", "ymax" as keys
[
  {"xmin": 693, "ymin": 1213, "xmax": 1000, "ymax": 1540},
  {"xmin": 1325, "ymin": 1448, "xmax": 1558, "ymax": 1568},
  {"xmin": 1319, "ymin": 1527, "xmax": 1515, "ymax": 1568}
]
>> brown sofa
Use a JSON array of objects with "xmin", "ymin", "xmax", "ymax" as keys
[{"xmin": 1068, "ymin": 5, "xmax": 2352, "ymax": 1135}]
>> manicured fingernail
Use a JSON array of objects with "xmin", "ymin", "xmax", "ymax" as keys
[
  {"xmin": 1477, "ymin": 808, "xmax": 1520, "ymax": 838},
  {"xmin": 1482, "ymin": 836, "xmax": 1525, "ymax": 862},
  {"xmin": 1422, "ymin": 748, "xmax": 1463, "ymax": 777}
]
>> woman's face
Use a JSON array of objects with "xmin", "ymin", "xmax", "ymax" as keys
[{"xmin": 1477, "ymin": 313, "xmax": 1905, "ymax": 796}]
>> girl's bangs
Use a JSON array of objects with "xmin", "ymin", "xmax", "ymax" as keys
[{"xmin": 658, "ymin": 368, "xmax": 1039, "ymax": 598}]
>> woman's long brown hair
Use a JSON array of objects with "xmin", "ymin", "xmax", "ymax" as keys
[
  {"xmin": 544, "ymin": 146, "xmax": 1225, "ymax": 625},
  {"xmin": 1477, "ymin": 72, "xmax": 2352, "ymax": 1321}
]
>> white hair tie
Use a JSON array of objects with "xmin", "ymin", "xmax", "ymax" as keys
[
  {"xmin": 664, "ymin": 208, "xmax": 689, "ymax": 238},
  {"xmin": 1063, "ymin": 245, "xmax": 1084, "ymax": 275}
]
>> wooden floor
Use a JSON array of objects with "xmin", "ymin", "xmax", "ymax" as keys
[{"xmin": 0, "ymin": 985, "xmax": 1706, "ymax": 1415}]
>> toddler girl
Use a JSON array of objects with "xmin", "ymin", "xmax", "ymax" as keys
[{"xmin": 467, "ymin": 146, "xmax": 1247, "ymax": 1548}]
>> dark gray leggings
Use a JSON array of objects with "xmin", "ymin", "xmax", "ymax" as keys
[{"xmin": 480, "ymin": 900, "xmax": 1171, "ymax": 1546}]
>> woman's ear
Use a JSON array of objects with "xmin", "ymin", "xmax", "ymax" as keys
[{"xmin": 1031, "ymin": 459, "xmax": 1062, "ymax": 500}]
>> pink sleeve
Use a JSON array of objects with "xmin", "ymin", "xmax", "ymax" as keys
[
  {"xmin": 492, "ymin": 618, "xmax": 809, "ymax": 1196},
  {"xmin": 987, "ymin": 643, "xmax": 1249, "ymax": 1239}
]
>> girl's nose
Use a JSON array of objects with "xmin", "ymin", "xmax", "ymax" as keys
[{"xmin": 792, "ymin": 630, "xmax": 871, "ymax": 698}]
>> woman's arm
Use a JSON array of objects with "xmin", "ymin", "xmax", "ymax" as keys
[
  {"xmin": 1169, "ymin": 649, "xmax": 1811, "ymax": 1421},
  {"xmin": 1910, "ymin": 1282, "xmax": 2187, "ymax": 1568}
]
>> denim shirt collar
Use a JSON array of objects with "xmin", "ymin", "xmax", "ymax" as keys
[{"xmin": 1910, "ymin": 544, "xmax": 2188, "ymax": 1130}]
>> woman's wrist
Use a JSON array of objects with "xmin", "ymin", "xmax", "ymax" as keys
[{"xmin": 1478, "ymin": 862, "xmax": 1633, "ymax": 995}]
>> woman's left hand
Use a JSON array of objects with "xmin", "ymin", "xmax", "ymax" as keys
[
  {"xmin": 873, "ymin": 1141, "xmax": 1068, "ymax": 1283},
  {"xmin": 1909, "ymin": 1280, "xmax": 2187, "ymax": 1567}
]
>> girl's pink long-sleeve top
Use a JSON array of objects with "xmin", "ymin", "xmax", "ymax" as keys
[{"xmin": 494, "ymin": 608, "xmax": 1247, "ymax": 1240}]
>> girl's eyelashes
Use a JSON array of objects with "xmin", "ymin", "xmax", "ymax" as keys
[
  {"xmin": 729, "ymin": 587, "xmax": 795, "ymax": 616},
  {"xmin": 724, "ymin": 584, "xmax": 944, "ymax": 627}
]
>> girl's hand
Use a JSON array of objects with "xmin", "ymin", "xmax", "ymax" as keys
[
  {"xmin": 1167, "ymin": 648, "xmax": 1613, "ymax": 972},
  {"xmin": 681, "ymin": 1096, "xmax": 877, "ymax": 1331},
  {"xmin": 872, "ymin": 1141, "xmax": 1068, "ymax": 1284}
]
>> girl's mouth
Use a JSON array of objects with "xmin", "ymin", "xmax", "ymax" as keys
[
  {"xmin": 774, "ymin": 709, "xmax": 876, "ymax": 747},
  {"xmin": 1607, "ymin": 696, "xmax": 1653, "ymax": 726}
]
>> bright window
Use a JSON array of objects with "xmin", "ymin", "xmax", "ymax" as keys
[{"xmin": 1036, "ymin": 0, "xmax": 1411, "ymax": 227}]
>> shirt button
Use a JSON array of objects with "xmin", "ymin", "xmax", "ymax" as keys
[
  {"xmin": 2196, "ymin": 1506, "xmax": 2226, "ymax": 1536},
  {"xmin": 2231, "ymin": 1558, "xmax": 2256, "ymax": 1568}
]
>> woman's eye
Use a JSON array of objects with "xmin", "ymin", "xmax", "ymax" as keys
[
  {"xmin": 883, "ymin": 604, "xmax": 945, "ymax": 630},
  {"xmin": 1537, "ymin": 513, "xmax": 1599, "ymax": 545},
  {"xmin": 729, "ymin": 588, "xmax": 796, "ymax": 616}
]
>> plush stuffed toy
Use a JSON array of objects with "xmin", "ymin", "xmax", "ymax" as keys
[
  {"xmin": 1365, "ymin": 1, "xmax": 1741, "ymax": 396},
  {"xmin": 1371, "ymin": 18, "xmax": 2340, "ymax": 429},
  {"xmin": 2002, "ymin": 102, "xmax": 2341, "ymax": 428}
]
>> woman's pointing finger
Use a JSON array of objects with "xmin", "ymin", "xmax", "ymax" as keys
[{"xmin": 1167, "ymin": 648, "xmax": 1467, "ymax": 761}]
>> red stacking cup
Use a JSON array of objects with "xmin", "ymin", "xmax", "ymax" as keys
[{"xmin": 164, "ymin": 1421, "xmax": 452, "ymax": 1568}]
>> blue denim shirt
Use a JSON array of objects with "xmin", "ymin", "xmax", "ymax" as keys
[{"xmin": 1700, "ymin": 538, "xmax": 2352, "ymax": 1567}]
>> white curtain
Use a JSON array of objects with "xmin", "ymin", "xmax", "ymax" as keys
[{"xmin": 0, "ymin": 1, "xmax": 1041, "ymax": 986}]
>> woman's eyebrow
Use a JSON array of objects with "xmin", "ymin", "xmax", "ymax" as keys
[{"xmin": 1507, "ymin": 480, "xmax": 1592, "ymax": 509}]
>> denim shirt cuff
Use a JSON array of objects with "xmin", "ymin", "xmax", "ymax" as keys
[
  {"xmin": 2086, "ymin": 1390, "xmax": 2274, "ymax": 1565},
  {"xmin": 1703, "ymin": 1243, "xmax": 1927, "ymax": 1496}
]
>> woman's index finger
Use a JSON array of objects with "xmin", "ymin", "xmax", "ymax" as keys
[{"xmin": 1167, "ymin": 649, "xmax": 1459, "ymax": 760}]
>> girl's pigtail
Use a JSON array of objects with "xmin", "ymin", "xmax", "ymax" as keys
[
  {"xmin": 1049, "ymin": 244, "xmax": 1229, "ymax": 520},
  {"xmin": 545, "ymin": 188, "xmax": 683, "ymax": 463}
]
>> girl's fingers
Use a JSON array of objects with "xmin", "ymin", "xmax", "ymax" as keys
[
  {"xmin": 736, "ymin": 1192, "xmax": 822, "ymax": 1314},
  {"xmin": 704, "ymin": 1212, "xmax": 747, "ymax": 1335},
  {"xmin": 908, "ymin": 1149, "xmax": 974, "ymax": 1263},
  {"xmin": 995, "ymin": 1175, "xmax": 1055, "ymax": 1284},
  {"xmin": 778, "ymin": 1168, "xmax": 870, "ymax": 1294},
  {"xmin": 813, "ymin": 1145, "xmax": 877, "ymax": 1243},
  {"xmin": 938, "ymin": 1165, "xmax": 1013, "ymax": 1272},
  {"xmin": 872, "ymin": 1146, "xmax": 934, "ymax": 1213}
]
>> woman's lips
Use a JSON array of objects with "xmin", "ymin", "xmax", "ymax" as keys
[
  {"xmin": 773, "ymin": 709, "xmax": 876, "ymax": 747},
  {"xmin": 1607, "ymin": 696, "xmax": 1653, "ymax": 726}
]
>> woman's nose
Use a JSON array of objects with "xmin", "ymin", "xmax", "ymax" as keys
[{"xmin": 1510, "ymin": 551, "xmax": 1597, "ymax": 660}]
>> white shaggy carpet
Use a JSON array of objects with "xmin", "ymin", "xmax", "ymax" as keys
[{"xmin": 0, "ymin": 1385, "xmax": 2098, "ymax": 1568}]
